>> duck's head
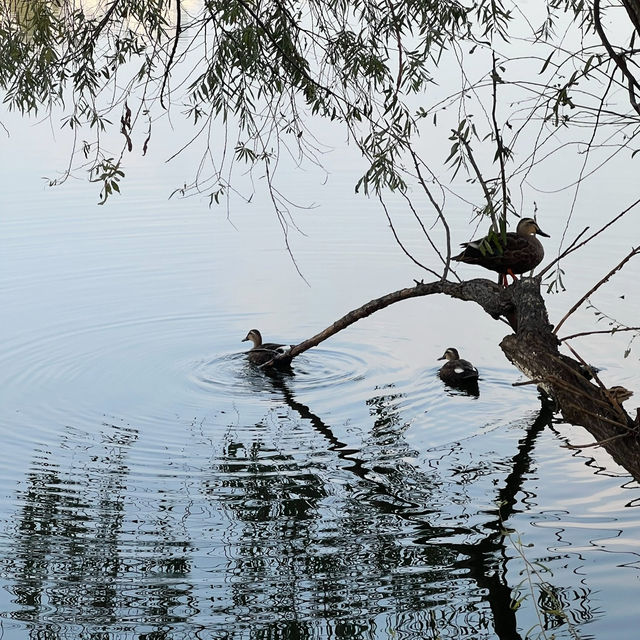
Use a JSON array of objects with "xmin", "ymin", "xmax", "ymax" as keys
[
  {"xmin": 242, "ymin": 329, "xmax": 262, "ymax": 347},
  {"xmin": 517, "ymin": 217, "xmax": 550, "ymax": 238},
  {"xmin": 438, "ymin": 347, "xmax": 460, "ymax": 361}
]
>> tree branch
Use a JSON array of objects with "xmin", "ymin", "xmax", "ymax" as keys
[
  {"xmin": 267, "ymin": 278, "xmax": 510, "ymax": 366},
  {"xmin": 594, "ymin": 0, "xmax": 640, "ymax": 116},
  {"xmin": 538, "ymin": 196, "xmax": 640, "ymax": 278},
  {"xmin": 93, "ymin": 0, "xmax": 121, "ymax": 38},
  {"xmin": 491, "ymin": 50, "xmax": 509, "ymax": 225},
  {"xmin": 560, "ymin": 326, "xmax": 640, "ymax": 342},
  {"xmin": 553, "ymin": 247, "xmax": 640, "ymax": 335},
  {"xmin": 160, "ymin": 0, "xmax": 182, "ymax": 110}
]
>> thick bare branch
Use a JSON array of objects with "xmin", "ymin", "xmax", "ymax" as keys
[{"xmin": 268, "ymin": 278, "xmax": 511, "ymax": 366}]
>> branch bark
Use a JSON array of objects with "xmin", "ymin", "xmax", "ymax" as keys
[
  {"xmin": 499, "ymin": 279, "xmax": 640, "ymax": 480},
  {"xmin": 273, "ymin": 278, "xmax": 511, "ymax": 364}
]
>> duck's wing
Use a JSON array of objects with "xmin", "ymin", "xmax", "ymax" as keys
[
  {"xmin": 259, "ymin": 342, "xmax": 292, "ymax": 354},
  {"xmin": 453, "ymin": 232, "xmax": 517, "ymax": 265},
  {"xmin": 457, "ymin": 359, "xmax": 479, "ymax": 378}
]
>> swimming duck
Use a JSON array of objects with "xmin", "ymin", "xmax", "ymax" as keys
[
  {"xmin": 452, "ymin": 218, "xmax": 550, "ymax": 286},
  {"xmin": 242, "ymin": 329, "xmax": 293, "ymax": 368},
  {"xmin": 438, "ymin": 347, "xmax": 479, "ymax": 385}
]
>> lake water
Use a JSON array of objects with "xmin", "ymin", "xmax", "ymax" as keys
[{"xmin": 1, "ymin": 96, "xmax": 640, "ymax": 640}]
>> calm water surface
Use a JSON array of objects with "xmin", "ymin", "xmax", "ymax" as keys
[{"xmin": 1, "ymin": 111, "xmax": 639, "ymax": 640}]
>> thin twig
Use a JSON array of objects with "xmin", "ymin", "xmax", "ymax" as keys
[
  {"xmin": 379, "ymin": 197, "xmax": 441, "ymax": 278},
  {"xmin": 594, "ymin": 0, "xmax": 640, "ymax": 116},
  {"xmin": 538, "ymin": 226, "xmax": 590, "ymax": 278},
  {"xmin": 549, "ymin": 349, "xmax": 631, "ymax": 426},
  {"xmin": 564, "ymin": 400, "xmax": 631, "ymax": 430},
  {"xmin": 543, "ymin": 360, "xmax": 630, "ymax": 426},
  {"xmin": 539, "ymin": 197, "xmax": 640, "ymax": 277},
  {"xmin": 408, "ymin": 148, "xmax": 453, "ymax": 279},
  {"xmin": 94, "ymin": 0, "xmax": 121, "ymax": 38},
  {"xmin": 461, "ymin": 137, "xmax": 498, "ymax": 232},
  {"xmin": 553, "ymin": 247, "xmax": 640, "ymax": 335},
  {"xmin": 491, "ymin": 51, "xmax": 509, "ymax": 225},
  {"xmin": 565, "ymin": 432, "xmax": 629, "ymax": 449},
  {"xmin": 560, "ymin": 326, "xmax": 640, "ymax": 342},
  {"xmin": 567, "ymin": 344, "xmax": 629, "ymax": 420},
  {"xmin": 161, "ymin": 0, "xmax": 182, "ymax": 110},
  {"xmin": 545, "ymin": 371, "xmax": 602, "ymax": 407},
  {"xmin": 555, "ymin": 344, "xmax": 629, "ymax": 423}
]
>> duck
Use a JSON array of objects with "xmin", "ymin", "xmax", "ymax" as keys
[
  {"xmin": 452, "ymin": 217, "xmax": 550, "ymax": 286},
  {"xmin": 242, "ymin": 329, "xmax": 293, "ymax": 368},
  {"xmin": 438, "ymin": 347, "xmax": 479, "ymax": 385}
]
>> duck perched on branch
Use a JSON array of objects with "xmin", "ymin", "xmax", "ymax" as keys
[
  {"xmin": 438, "ymin": 347, "xmax": 479, "ymax": 385},
  {"xmin": 453, "ymin": 218, "xmax": 550, "ymax": 286},
  {"xmin": 242, "ymin": 329, "xmax": 293, "ymax": 368}
]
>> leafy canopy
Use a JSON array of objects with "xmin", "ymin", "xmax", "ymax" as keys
[{"xmin": 1, "ymin": 0, "xmax": 639, "ymax": 256}]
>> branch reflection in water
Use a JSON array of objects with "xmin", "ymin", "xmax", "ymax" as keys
[
  {"xmin": 207, "ymin": 368, "xmax": 589, "ymax": 639},
  {"xmin": 2, "ymin": 373, "xmax": 598, "ymax": 639}
]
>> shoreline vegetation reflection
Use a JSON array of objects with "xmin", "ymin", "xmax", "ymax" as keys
[{"xmin": 2, "ymin": 364, "xmax": 595, "ymax": 638}]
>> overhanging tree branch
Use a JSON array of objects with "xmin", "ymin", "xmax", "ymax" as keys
[
  {"xmin": 594, "ymin": 0, "xmax": 640, "ymax": 116},
  {"xmin": 553, "ymin": 246, "xmax": 640, "ymax": 335}
]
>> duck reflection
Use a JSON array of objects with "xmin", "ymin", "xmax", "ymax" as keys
[{"xmin": 442, "ymin": 378, "xmax": 480, "ymax": 398}]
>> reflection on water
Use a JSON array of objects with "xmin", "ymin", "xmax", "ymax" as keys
[{"xmin": 0, "ymin": 368, "xmax": 610, "ymax": 638}]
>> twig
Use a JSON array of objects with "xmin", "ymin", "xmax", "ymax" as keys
[
  {"xmin": 539, "ymin": 197, "xmax": 640, "ymax": 278},
  {"xmin": 379, "ymin": 197, "xmax": 441, "ymax": 278},
  {"xmin": 594, "ymin": 0, "xmax": 640, "ymax": 116},
  {"xmin": 554, "ymin": 345, "xmax": 631, "ymax": 424},
  {"xmin": 408, "ymin": 148, "xmax": 453, "ymax": 279},
  {"xmin": 491, "ymin": 51, "xmax": 509, "ymax": 225},
  {"xmin": 560, "ymin": 326, "xmax": 640, "ymax": 342},
  {"xmin": 564, "ymin": 400, "xmax": 631, "ymax": 430},
  {"xmin": 565, "ymin": 432, "xmax": 629, "ymax": 449},
  {"xmin": 461, "ymin": 137, "xmax": 498, "ymax": 232},
  {"xmin": 538, "ymin": 226, "xmax": 589, "ymax": 278},
  {"xmin": 543, "ymin": 360, "xmax": 631, "ymax": 427},
  {"xmin": 545, "ymin": 371, "xmax": 602, "ymax": 406},
  {"xmin": 548, "ymin": 351, "xmax": 632, "ymax": 427},
  {"xmin": 553, "ymin": 247, "xmax": 640, "ymax": 335},
  {"xmin": 556, "ymin": 345, "xmax": 605, "ymax": 391},
  {"xmin": 93, "ymin": 0, "xmax": 121, "ymax": 38},
  {"xmin": 161, "ymin": 0, "xmax": 182, "ymax": 110}
]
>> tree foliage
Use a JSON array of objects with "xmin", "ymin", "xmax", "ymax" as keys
[{"xmin": 2, "ymin": 0, "xmax": 638, "ymax": 228}]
